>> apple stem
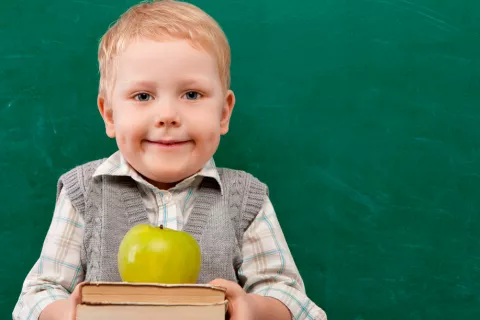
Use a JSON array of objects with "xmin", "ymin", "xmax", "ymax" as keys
[{"xmin": 160, "ymin": 224, "xmax": 164, "ymax": 230}]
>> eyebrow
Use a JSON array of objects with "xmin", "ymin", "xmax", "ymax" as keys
[
  {"xmin": 179, "ymin": 75, "xmax": 212, "ymax": 85},
  {"xmin": 125, "ymin": 80, "xmax": 157, "ymax": 89},
  {"xmin": 121, "ymin": 77, "xmax": 215, "ymax": 91}
]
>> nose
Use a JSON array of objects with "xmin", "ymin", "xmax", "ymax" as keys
[{"xmin": 153, "ymin": 100, "xmax": 180, "ymax": 128}]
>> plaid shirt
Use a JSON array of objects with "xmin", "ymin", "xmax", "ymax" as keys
[{"xmin": 13, "ymin": 151, "xmax": 326, "ymax": 320}]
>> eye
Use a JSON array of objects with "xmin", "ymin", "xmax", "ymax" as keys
[
  {"xmin": 134, "ymin": 93, "xmax": 153, "ymax": 102},
  {"xmin": 183, "ymin": 91, "xmax": 202, "ymax": 100}
]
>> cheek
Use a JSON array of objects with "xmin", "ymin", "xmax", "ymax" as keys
[
  {"xmin": 203, "ymin": 131, "xmax": 220, "ymax": 147},
  {"xmin": 113, "ymin": 109, "xmax": 145, "ymax": 144},
  {"xmin": 198, "ymin": 125, "xmax": 221, "ymax": 157},
  {"xmin": 189, "ymin": 114, "xmax": 221, "ymax": 142},
  {"xmin": 117, "ymin": 133, "xmax": 128, "ymax": 146}
]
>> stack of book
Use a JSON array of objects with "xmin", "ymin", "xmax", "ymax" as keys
[{"xmin": 76, "ymin": 282, "xmax": 228, "ymax": 319}]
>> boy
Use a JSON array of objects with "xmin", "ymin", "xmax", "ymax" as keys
[{"xmin": 13, "ymin": 1, "xmax": 326, "ymax": 319}]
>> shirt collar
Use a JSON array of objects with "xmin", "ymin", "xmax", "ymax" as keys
[{"xmin": 93, "ymin": 151, "xmax": 223, "ymax": 194}]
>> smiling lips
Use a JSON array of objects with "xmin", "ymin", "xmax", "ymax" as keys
[{"xmin": 146, "ymin": 139, "xmax": 190, "ymax": 148}]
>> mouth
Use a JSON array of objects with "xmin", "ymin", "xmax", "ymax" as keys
[{"xmin": 146, "ymin": 139, "xmax": 191, "ymax": 148}]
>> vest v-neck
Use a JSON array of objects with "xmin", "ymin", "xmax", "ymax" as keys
[
  {"xmin": 119, "ymin": 177, "xmax": 150, "ymax": 227},
  {"xmin": 183, "ymin": 176, "xmax": 222, "ymax": 244}
]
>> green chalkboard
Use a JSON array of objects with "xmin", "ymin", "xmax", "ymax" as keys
[{"xmin": 1, "ymin": 0, "xmax": 480, "ymax": 319}]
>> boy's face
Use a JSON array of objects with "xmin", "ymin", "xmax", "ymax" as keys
[{"xmin": 98, "ymin": 39, "xmax": 235, "ymax": 189}]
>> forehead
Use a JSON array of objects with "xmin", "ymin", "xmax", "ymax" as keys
[{"xmin": 114, "ymin": 38, "xmax": 220, "ymax": 82}]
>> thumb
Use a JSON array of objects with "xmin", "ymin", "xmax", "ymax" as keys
[
  {"xmin": 209, "ymin": 279, "xmax": 246, "ymax": 319},
  {"xmin": 209, "ymin": 278, "xmax": 245, "ymax": 300},
  {"xmin": 67, "ymin": 282, "xmax": 84, "ymax": 320},
  {"xmin": 70, "ymin": 282, "xmax": 84, "ymax": 305}
]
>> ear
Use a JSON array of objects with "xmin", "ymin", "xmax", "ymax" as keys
[
  {"xmin": 98, "ymin": 95, "xmax": 116, "ymax": 138},
  {"xmin": 220, "ymin": 90, "xmax": 235, "ymax": 135}
]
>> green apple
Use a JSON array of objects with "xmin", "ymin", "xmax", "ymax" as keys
[{"xmin": 118, "ymin": 224, "xmax": 201, "ymax": 284}]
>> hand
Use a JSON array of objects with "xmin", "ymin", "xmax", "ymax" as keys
[
  {"xmin": 65, "ymin": 283, "xmax": 83, "ymax": 320},
  {"xmin": 209, "ymin": 279, "xmax": 257, "ymax": 320},
  {"xmin": 38, "ymin": 282, "xmax": 84, "ymax": 320}
]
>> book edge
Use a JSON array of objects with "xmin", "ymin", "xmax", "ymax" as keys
[
  {"xmin": 78, "ymin": 299, "xmax": 229, "ymax": 313},
  {"xmin": 80, "ymin": 300, "xmax": 228, "ymax": 307},
  {"xmin": 81, "ymin": 281, "xmax": 226, "ymax": 292}
]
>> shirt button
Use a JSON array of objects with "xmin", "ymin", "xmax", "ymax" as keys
[{"xmin": 163, "ymin": 193, "xmax": 171, "ymax": 202}]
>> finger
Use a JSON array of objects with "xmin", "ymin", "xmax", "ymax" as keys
[
  {"xmin": 209, "ymin": 278, "xmax": 245, "ymax": 300},
  {"xmin": 70, "ymin": 282, "xmax": 84, "ymax": 305},
  {"xmin": 209, "ymin": 278, "xmax": 247, "ymax": 318},
  {"xmin": 68, "ymin": 282, "xmax": 84, "ymax": 320}
]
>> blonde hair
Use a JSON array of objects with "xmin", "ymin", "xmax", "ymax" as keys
[{"xmin": 98, "ymin": 0, "xmax": 231, "ymax": 99}]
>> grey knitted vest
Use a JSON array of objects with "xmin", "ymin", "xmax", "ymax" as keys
[{"xmin": 56, "ymin": 159, "xmax": 267, "ymax": 285}]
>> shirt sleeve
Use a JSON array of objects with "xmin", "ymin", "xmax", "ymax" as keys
[
  {"xmin": 12, "ymin": 188, "xmax": 85, "ymax": 320},
  {"xmin": 238, "ymin": 196, "xmax": 327, "ymax": 320}
]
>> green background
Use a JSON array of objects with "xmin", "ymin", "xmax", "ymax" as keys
[{"xmin": 1, "ymin": 0, "xmax": 480, "ymax": 319}]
